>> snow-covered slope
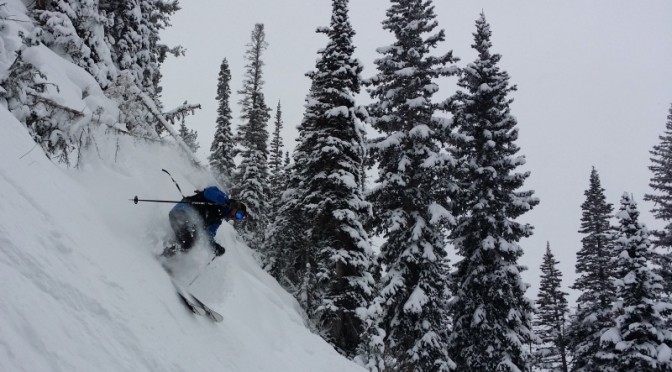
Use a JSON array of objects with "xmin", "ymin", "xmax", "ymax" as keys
[
  {"xmin": 0, "ymin": 107, "xmax": 364, "ymax": 371},
  {"xmin": 0, "ymin": 2, "xmax": 364, "ymax": 368}
]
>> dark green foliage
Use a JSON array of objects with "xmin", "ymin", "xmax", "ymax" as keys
[
  {"xmin": 209, "ymin": 58, "xmax": 235, "ymax": 190},
  {"xmin": 233, "ymin": 23, "xmax": 272, "ymax": 248},
  {"xmin": 266, "ymin": 0, "xmax": 374, "ymax": 357},
  {"xmin": 568, "ymin": 167, "xmax": 616, "ymax": 371},
  {"xmin": 269, "ymin": 101, "xmax": 284, "ymax": 187},
  {"xmin": 645, "ymin": 103, "xmax": 672, "ymax": 301},
  {"xmin": 364, "ymin": 0, "xmax": 458, "ymax": 370},
  {"xmin": 597, "ymin": 193, "xmax": 672, "ymax": 371},
  {"xmin": 534, "ymin": 243, "xmax": 569, "ymax": 372},
  {"xmin": 447, "ymin": 13, "xmax": 538, "ymax": 372}
]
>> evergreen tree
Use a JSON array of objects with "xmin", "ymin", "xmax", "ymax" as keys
[
  {"xmin": 209, "ymin": 58, "xmax": 235, "ymax": 190},
  {"xmin": 364, "ymin": 0, "xmax": 458, "ymax": 370},
  {"xmin": 447, "ymin": 13, "xmax": 538, "ymax": 372},
  {"xmin": 266, "ymin": 0, "xmax": 375, "ymax": 357},
  {"xmin": 597, "ymin": 193, "xmax": 672, "ymax": 371},
  {"xmin": 0, "ymin": 50, "xmax": 74, "ymax": 164},
  {"xmin": 233, "ymin": 23, "xmax": 272, "ymax": 248},
  {"xmin": 534, "ymin": 242, "xmax": 569, "ymax": 372},
  {"xmin": 269, "ymin": 100, "xmax": 284, "ymax": 186},
  {"xmin": 32, "ymin": 0, "xmax": 182, "ymax": 137},
  {"xmin": 102, "ymin": 0, "xmax": 181, "ymax": 99},
  {"xmin": 261, "ymin": 102, "xmax": 286, "ymax": 270},
  {"xmin": 104, "ymin": 0, "xmax": 182, "ymax": 135},
  {"xmin": 32, "ymin": 0, "xmax": 117, "ymax": 89},
  {"xmin": 568, "ymin": 167, "xmax": 616, "ymax": 371},
  {"xmin": 267, "ymin": 100, "xmax": 285, "ymax": 211},
  {"xmin": 177, "ymin": 118, "xmax": 199, "ymax": 153},
  {"xmin": 645, "ymin": 103, "xmax": 672, "ymax": 300}
]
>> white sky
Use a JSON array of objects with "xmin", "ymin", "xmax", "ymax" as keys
[{"xmin": 160, "ymin": 0, "xmax": 672, "ymax": 305}]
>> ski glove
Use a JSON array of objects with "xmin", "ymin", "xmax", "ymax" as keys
[{"xmin": 213, "ymin": 243, "xmax": 226, "ymax": 257}]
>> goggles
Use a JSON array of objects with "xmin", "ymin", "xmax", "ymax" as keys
[{"xmin": 234, "ymin": 210, "xmax": 246, "ymax": 221}]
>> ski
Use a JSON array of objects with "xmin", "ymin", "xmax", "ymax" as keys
[
  {"xmin": 171, "ymin": 280, "xmax": 222, "ymax": 322},
  {"xmin": 174, "ymin": 285, "xmax": 206, "ymax": 316},
  {"xmin": 187, "ymin": 292, "xmax": 224, "ymax": 322}
]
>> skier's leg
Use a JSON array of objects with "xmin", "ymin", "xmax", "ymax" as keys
[{"xmin": 168, "ymin": 208, "xmax": 198, "ymax": 252}]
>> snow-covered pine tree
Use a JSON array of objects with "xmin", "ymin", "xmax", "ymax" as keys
[
  {"xmin": 269, "ymin": 101, "xmax": 284, "ymax": 178},
  {"xmin": 301, "ymin": 0, "xmax": 375, "ymax": 357},
  {"xmin": 265, "ymin": 0, "xmax": 375, "ymax": 357},
  {"xmin": 102, "ymin": 0, "xmax": 181, "ymax": 99},
  {"xmin": 233, "ymin": 23, "xmax": 272, "ymax": 248},
  {"xmin": 0, "ymin": 50, "xmax": 75, "ymax": 164},
  {"xmin": 32, "ymin": 0, "xmax": 117, "ymax": 89},
  {"xmin": 446, "ymin": 13, "xmax": 538, "ymax": 372},
  {"xmin": 177, "ymin": 118, "xmax": 199, "ymax": 153},
  {"xmin": 101, "ymin": 0, "xmax": 182, "ymax": 136},
  {"xmin": 568, "ymin": 167, "xmax": 616, "ymax": 372},
  {"xmin": 534, "ymin": 242, "xmax": 569, "ymax": 372},
  {"xmin": 209, "ymin": 58, "xmax": 236, "ymax": 190},
  {"xmin": 364, "ymin": 0, "xmax": 459, "ymax": 370},
  {"xmin": 259, "ymin": 101, "xmax": 285, "ymax": 269},
  {"xmin": 645, "ymin": 103, "xmax": 672, "ymax": 303},
  {"xmin": 597, "ymin": 193, "xmax": 672, "ymax": 371},
  {"xmin": 268, "ymin": 100, "xmax": 284, "ymax": 200}
]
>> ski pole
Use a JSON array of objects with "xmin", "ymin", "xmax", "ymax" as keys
[
  {"xmin": 162, "ymin": 168, "xmax": 185, "ymax": 197},
  {"xmin": 188, "ymin": 255, "xmax": 217, "ymax": 287},
  {"xmin": 130, "ymin": 196, "xmax": 215, "ymax": 205}
]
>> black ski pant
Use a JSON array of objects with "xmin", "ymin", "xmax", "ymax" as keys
[{"xmin": 169, "ymin": 207, "xmax": 200, "ymax": 251}]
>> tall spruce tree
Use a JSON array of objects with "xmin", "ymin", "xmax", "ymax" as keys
[
  {"xmin": 269, "ymin": 101, "xmax": 284, "ymax": 177},
  {"xmin": 268, "ymin": 100, "xmax": 284, "ymax": 196},
  {"xmin": 209, "ymin": 58, "xmax": 235, "ymax": 190},
  {"xmin": 597, "ymin": 193, "xmax": 672, "ymax": 371},
  {"xmin": 234, "ymin": 23, "xmax": 272, "ymax": 248},
  {"xmin": 266, "ymin": 0, "xmax": 375, "ymax": 357},
  {"xmin": 447, "ymin": 13, "xmax": 538, "ymax": 372},
  {"xmin": 534, "ymin": 243, "xmax": 569, "ymax": 372},
  {"xmin": 568, "ymin": 167, "xmax": 616, "ymax": 371},
  {"xmin": 364, "ymin": 0, "xmax": 458, "ymax": 370},
  {"xmin": 261, "ymin": 101, "xmax": 285, "ymax": 269},
  {"xmin": 645, "ymin": 103, "xmax": 672, "ymax": 300}
]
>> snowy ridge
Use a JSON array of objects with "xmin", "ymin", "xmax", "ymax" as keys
[{"xmin": 0, "ymin": 108, "xmax": 363, "ymax": 371}]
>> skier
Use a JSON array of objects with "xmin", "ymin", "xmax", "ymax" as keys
[{"xmin": 162, "ymin": 186, "xmax": 246, "ymax": 258}]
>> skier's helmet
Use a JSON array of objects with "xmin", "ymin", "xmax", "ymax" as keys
[{"xmin": 228, "ymin": 200, "xmax": 247, "ymax": 221}]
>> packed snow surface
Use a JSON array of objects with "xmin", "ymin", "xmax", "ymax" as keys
[{"xmin": 0, "ymin": 107, "xmax": 364, "ymax": 371}]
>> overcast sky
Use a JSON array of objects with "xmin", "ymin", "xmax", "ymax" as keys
[{"xmin": 160, "ymin": 0, "xmax": 672, "ymax": 305}]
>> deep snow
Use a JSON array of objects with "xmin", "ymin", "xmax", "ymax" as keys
[
  {"xmin": 0, "ymin": 107, "xmax": 365, "ymax": 371},
  {"xmin": 0, "ymin": 1, "xmax": 364, "ymax": 369}
]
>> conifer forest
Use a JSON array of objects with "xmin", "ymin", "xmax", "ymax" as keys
[{"xmin": 1, "ymin": 0, "xmax": 671, "ymax": 371}]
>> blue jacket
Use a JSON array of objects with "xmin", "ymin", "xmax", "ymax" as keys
[{"xmin": 171, "ymin": 186, "xmax": 231, "ymax": 241}]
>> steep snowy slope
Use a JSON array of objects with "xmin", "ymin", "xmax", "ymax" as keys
[
  {"xmin": 0, "ymin": 106, "xmax": 365, "ymax": 371},
  {"xmin": 0, "ymin": 2, "xmax": 364, "ymax": 369}
]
